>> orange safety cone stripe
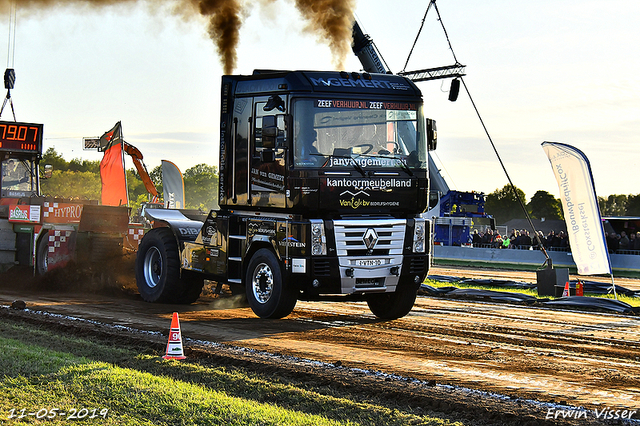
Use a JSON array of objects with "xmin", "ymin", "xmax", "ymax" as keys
[{"xmin": 163, "ymin": 312, "xmax": 186, "ymax": 360}]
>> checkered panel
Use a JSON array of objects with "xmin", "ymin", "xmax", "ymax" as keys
[
  {"xmin": 125, "ymin": 227, "xmax": 145, "ymax": 249},
  {"xmin": 42, "ymin": 201, "xmax": 57, "ymax": 219},
  {"xmin": 48, "ymin": 230, "xmax": 72, "ymax": 253}
]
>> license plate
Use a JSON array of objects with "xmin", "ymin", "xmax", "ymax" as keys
[{"xmin": 356, "ymin": 259, "xmax": 383, "ymax": 266}]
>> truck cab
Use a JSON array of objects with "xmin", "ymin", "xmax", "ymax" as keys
[{"xmin": 136, "ymin": 70, "xmax": 435, "ymax": 319}]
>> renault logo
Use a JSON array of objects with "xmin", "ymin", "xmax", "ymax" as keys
[{"xmin": 363, "ymin": 228, "xmax": 378, "ymax": 251}]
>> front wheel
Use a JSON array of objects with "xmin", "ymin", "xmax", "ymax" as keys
[
  {"xmin": 245, "ymin": 248, "xmax": 297, "ymax": 319},
  {"xmin": 136, "ymin": 228, "xmax": 184, "ymax": 303},
  {"xmin": 366, "ymin": 281, "xmax": 419, "ymax": 320}
]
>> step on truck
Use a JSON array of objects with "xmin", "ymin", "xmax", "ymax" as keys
[{"xmin": 136, "ymin": 70, "xmax": 436, "ymax": 319}]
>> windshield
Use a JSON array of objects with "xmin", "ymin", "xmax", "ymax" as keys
[
  {"xmin": 293, "ymin": 98, "xmax": 427, "ymax": 170},
  {"xmin": 1, "ymin": 158, "xmax": 37, "ymax": 197}
]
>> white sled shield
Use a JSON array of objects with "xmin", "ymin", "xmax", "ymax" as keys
[{"xmin": 542, "ymin": 142, "xmax": 611, "ymax": 275}]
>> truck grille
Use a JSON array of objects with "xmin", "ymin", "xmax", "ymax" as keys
[{"xmin": 333, "ymin": 219, "xmax": 406, "ymax": 257}]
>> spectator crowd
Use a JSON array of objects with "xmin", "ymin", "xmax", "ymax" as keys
[
  {"xmin": 470, "ymin": 228, "xmax": 640, "ymax": 254},
  {"xmin": 605, "ymin": 230, "xmax": 640, "ymax": 253}
]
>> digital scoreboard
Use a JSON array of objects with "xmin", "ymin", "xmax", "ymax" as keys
[{"xmin": 0, "ymin": 121, "xmax": 43, "ymax": 153}]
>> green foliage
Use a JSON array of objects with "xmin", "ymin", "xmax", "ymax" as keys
[
  {"xmin": 484, "ymin": 184, "xmax": 527, "ymax": 224},
  {"xmin": 627, "ymin": 194, "xmax": 640, "ymax": 216},
  {"xmin": 598, "ymin": 194, "xmax": 628, "ymax": 216},
  {"xmin": 183, "ymin": 163, "xmax": 219, "ymax": 211},
  {"xmin": 127, "ymin": 169, "xmax": 150, "ymax": 204},
  {"xmin": 38, "ymin": 149, "xmax": 221, "ymax": 213},
  {"xmin": 41, "ymin": 147, "xmax": 68, "ymax": 172},
  {"xmin": 149, "ymin": 165, "xmax": 163, "ymax": 196},
  {"xmin": 41, "ymin": 170, "xmax": 101, "ymax": 200},
  {"xmin": 527, "ymin": 190, "xmax": 561, "ymax": 220},
  {"xmin": 68, "ymin": 158, "xmax": 100, "ymax": 174}
]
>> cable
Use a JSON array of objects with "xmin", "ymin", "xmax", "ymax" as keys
[
  {"xmin": 432, "ymin": 150, "xmax": 457, "ymax": 190},
  {"xmin": 401, "ymin": 0, "xmax": 434, "ymax": 73},
  {"xmin": 431, "ymin": 0, "xmax": 551, "ymax": 263},
  {"xmin": 6, "ymin": 1, "xmax": 16, "ymax": 68}
]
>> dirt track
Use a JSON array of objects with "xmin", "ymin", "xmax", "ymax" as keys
[{"xmin": 2, "ymin": 264, "xmax": 640, "ymax": 424}]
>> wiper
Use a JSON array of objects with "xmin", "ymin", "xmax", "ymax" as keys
[
  {"xmin": 394, "ymin": 157, "xmax": 413, "ymax": 176},
  {"xmin": 313, "ymin": 153, "xmax": 366, "ymax": 177}
]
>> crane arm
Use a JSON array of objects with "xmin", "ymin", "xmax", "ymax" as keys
[{"xmin": 123, "ymin": 142, "xmax": 158, "ymax": 198}]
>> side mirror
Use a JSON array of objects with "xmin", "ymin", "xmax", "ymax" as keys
[
  {"xmin": 264, "ymin": 95, "xmax": 285, "ymax": 112},
  {"xmin": 426, "ymin": 118, "xmax": 437, "ymax": 151},
  {"xmin": 44, "ymin": 164, "xmax": 53, "ymax": 179}
]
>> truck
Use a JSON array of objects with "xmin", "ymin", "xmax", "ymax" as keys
[
  {"xmin": 0, "ymin": 120, "xmax": 133, "ymax": 275},
  {"xmin": 135, "ymin": 69, "xmax": 437, "ymax": 319},
  {"xmin": 428, "ymin": 190, "xmax": 495, "ymax": 246}
]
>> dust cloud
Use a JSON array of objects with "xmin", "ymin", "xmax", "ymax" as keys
[{"xmin": 0, "ymin": 0, "xmax": 356, "ymax": 74}]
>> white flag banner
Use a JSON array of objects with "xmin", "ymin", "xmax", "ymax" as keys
[
  {"xmin": 162, "ymin": 160, "xmax": 185, "ymax": 209},
  {"xmin": 542, "ymin": 141, "xmax": 611, "ymax": 275}
]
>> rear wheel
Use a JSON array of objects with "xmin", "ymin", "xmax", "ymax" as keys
[
  {"xmin": 367, "ymin": 280, "xmax": 419, "ymax": 320},
  {"xmin": 136, "ymin": 228, "xmax": 184, "ymax": 303},
  {"xmin": 245, "ymin": 248, "xmax": 297, "ymax": 319}
]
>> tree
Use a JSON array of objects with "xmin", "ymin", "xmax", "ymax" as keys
[
  {"xmin": 598, "ymin": 194, "xmax": 627, "ymax": 216},
  {"xmin": 183, "ymin": 163, "xmax": 219, "ymax": 211},
  {"xmin": 149, "ymin": 165, "xmax": 163, "ymax": 197},
  {"xmin": 41, "ymin": 147, "xmax": 68, "ymax": 172},
  {"xmin": 68, "ymin": 158, "xmax": 100, "ymax": 174},
  {"xmin": 484, "ymin": 184, "xmax": 527, "ymax": 225},
  {"xmin": 41, "ymin": 170, "xmax": 101, "ymax": 200},
  {"xmin": 626, "ymin": 194, "xmax": 640, "ymax": 216},
  {"xmin": 527, "ymin": 190, "xmax": 562, "ymax": 220}
]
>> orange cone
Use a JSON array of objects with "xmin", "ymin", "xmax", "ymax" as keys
[
  {"xmin": 576, "ymin": 280, "xmax": 584, "ymax": 296},
  {"xmin": 163, "ymin": 312, "xmax": 186, "ymax": 360},
  {"xmin": 562, "ymin": 281, "xmax": 570, "ymax": 297}
]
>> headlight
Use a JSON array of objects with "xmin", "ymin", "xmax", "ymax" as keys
[
  {"xmin": 413, "ymin": 218, "xmax": 426, "ymax": 253},
  {"xmin": 310, "ymin": 219, "xmax": 326, "ymax": 256}
]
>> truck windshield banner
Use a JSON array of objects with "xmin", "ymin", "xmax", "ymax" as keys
[{"xmin": 316, "ymin": 100, "xmax": 417, "ymax": 111}]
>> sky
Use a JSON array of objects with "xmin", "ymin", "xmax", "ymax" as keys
[{"xmin": 1, "ymin": 0, "xmax": 639, "ymax": 201}]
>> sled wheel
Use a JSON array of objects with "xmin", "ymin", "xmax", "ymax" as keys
[
  {"xmin": 245, "ymin": 248, "xmax": 297, "ymax": 319},
  {"xmin": 36, "ymin": 230, "xmax": 49, "ymax": 275},
  {"xmin": 136, "ymin": 228, "xmax": 183, "ymax": 303},
  {"xmin": 367, "ymin": 280, "xmax": 419, "ymax": 320}
]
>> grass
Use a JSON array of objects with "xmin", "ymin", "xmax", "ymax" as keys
[
  {"xmin": 423, "ymin": 278, "xmax": 640, "ymax": 307},
  {"xmin": 0, "ymin": 319, "xmax": 461, "ymax": 426}
]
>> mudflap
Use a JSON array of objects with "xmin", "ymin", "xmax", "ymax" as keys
[{"xmin": 45, "ymin": 229, "xmax": 77, "ymax": 271}]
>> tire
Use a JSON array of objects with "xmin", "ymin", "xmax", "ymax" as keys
[
  {"xmin": 135, "ymin": 228, "xmax": 184, "ymax": 303},
  {"xmin": 176, "ymin": 270, "xmax": 205, "ymax": 304},
  {"xmin": 36, "ymin": 231, "xmax": 49, "ymax": 275},
  {"xmin": 367, "ymin": 280, "xmax": 419, "ymax": 320},
  {"xmin": 245, "ymin": 248, "xmax": 297, "ymax": 319}
]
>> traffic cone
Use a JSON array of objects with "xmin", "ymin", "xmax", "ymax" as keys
[
  {"xmin": 163, "ymin": 312, "xmax": 186, "ymax": 360},
  {"xmin": 576, "ymin": 280, "xmax": 584, "ymax": 296},
  {"xmin": 562, "ymin": 281, "xmax": 570, "ymax": 297}
]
